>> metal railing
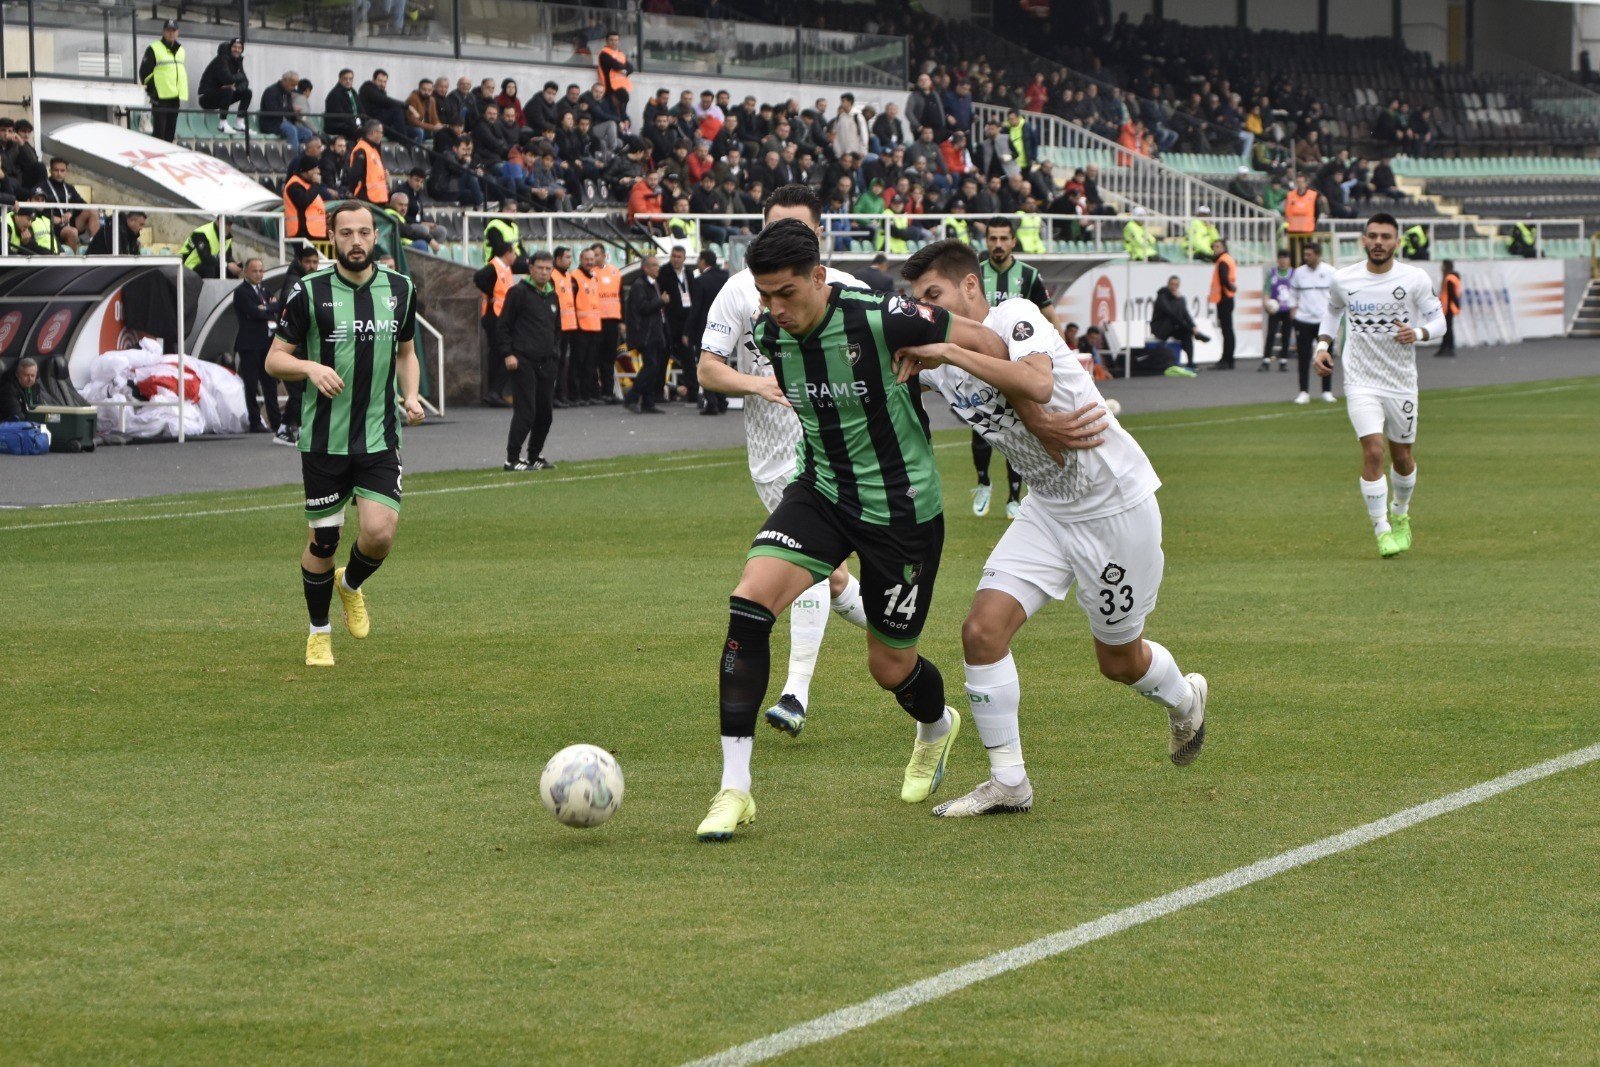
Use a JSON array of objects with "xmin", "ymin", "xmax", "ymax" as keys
[
  {"xmin": 1321, "ymin": 217, "xmax": 1588, "ymax": 264},
  {"xmin": 1, "ymin": 203, "xmax": 289, "ymax": 271},
  {"xmin": 972, "ymin": 103, "xmax": 1276, "ymax": 223}
]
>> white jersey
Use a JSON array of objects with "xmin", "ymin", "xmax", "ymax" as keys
[
  {"xmin": 921, "ymin": 298, "xmax": 1160, "ymax": 520},
  {"xmin": 1288, "ymin": 262, "xmax": 1335, "ymax": 325},
  {"xmin": 700, "ymin": 264, "xmax": 863, "ymax": 483},
  {"xmin": 1321, "ymin": 260, "xmax": 1445, "ymax": 397}
]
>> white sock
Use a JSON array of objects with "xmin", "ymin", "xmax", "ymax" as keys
[
  {"xmin": 830, "ymin": 573, "xmax": 869, "ymax": 630},
  {"xmin": 1133, "ymin": 640, "xmax": 1193, "ymax": 716},
  {"xmin": 1390, "ymin": 466, "xmax": 1416, "ymax": 516},
  {"xmin": 340, "ymin": 572, "xmax": 355, "ymax": 592},
  {"xmin": 916, "ymin": 707, "xmax": 952, "ymax": 744},
  {"xmin": 720, "ymin": 735, "xmax": 753, "ymax": 792},
  {"xmin": 965, "ymin": 655, "xmax": 1027, "ymax": 787},
  {"xmin": 309, "ymin": 623, "xmax": 331, "ymax": 635},
  {"xmin": 782, "ymin": 580, "xmax": 828, "ymax": 707},
  {"xmin": 1360, "ymin": 475, "xmax": 1391, "ymax": 534}
]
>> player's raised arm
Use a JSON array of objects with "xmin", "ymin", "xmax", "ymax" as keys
[{"xmin": 897, "ymin": 343, "xmax": 1051, "ymax": 404}]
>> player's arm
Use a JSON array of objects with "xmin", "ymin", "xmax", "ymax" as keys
[
  {"xmin": 1026, "ymin": 273, "xmax": 1058, "ymax": 325},
  {"xmin": 696, "ymin": 350, "xmax": 789, "ymax": 406},
  {"xmin": 947, "ymin": 313, "xmax": 1010, "ymax": 361},
  {"xmin": 1015, "ymin": 397, "xmax": 1108, "ymax": 464},
  {"xmin": 1313, "ymin": 279, "xmax": 1346, "ymax": 377},
  {"xmin": 899, "ymin": 344, "xmax": 1052, "ymax": 404},
  {"xmin": 1397, "ymin": 283, "xmax": 1446, "ymax": 346},
  {"xmin": 395, "ymin": 283, "xmax": 424, "ymax": 424}
]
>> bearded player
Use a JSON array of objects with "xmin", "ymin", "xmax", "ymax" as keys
[
  {"xmin": 1313, "ymin": 212, "xmax": 1445, "ymax": 558},
  {"xmin": 899, "ymin": 239, "xmax": 1209, "ymax": 816},
  {"xmin": 266, "ymin": 201, "xmax": 424, "ymax": 666},
  {"xmin": 697, "ymin": 185, "xmax": 872, "ymax": 738}
]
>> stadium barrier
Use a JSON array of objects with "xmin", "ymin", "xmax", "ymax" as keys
[{"xmin": 1320, "ymin": 217, "xmax": 1588, "ymax": 265}]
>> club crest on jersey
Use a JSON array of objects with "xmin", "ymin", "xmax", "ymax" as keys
[
  {"xmin": 846, "ymin": 342, "xmax": 862, "ymax": 366},
  {"xmin": 1012, "ymin": 320, "xmax": 1034, "ymax": 341},
  {"xmin": 1100, "ymin": 563, "xmax": 1125, "ymax": 584},
  {"xmin": 385, "ymin": 295, "xmax": 398, "ymax": 311},
  {"xmin": 1392, "ymin": 286, "xmax": 1406, "ymax": 300},
  {"xmin": 903, "ymin": 562, "xmax": 923, "ymax": 584}
]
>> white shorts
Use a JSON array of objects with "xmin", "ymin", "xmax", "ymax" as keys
[
  {"xmin": 977, "ymin": 493, "xmax": 1164, "ymax": 645},
  {"xmin": 1346, "ymin": 389, "xmax": 1418, "ymax": 444},
  {"xmin": 754, "ymin": 470, "xmax": 795, "ymax": 513}
]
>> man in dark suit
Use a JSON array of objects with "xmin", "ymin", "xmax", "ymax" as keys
[
  {"xmin": 1150, "ymin": 274, "xmax": 1208, "ymax": 369},
  {"xmin": 623, "ymin": 254, "xmax": 667, "ymax": 414},
  {"xmin": 657, "ymin": 244, "xmax": 696, "ymax": 406},
  {"xmin": 858, "ymin": 252, "xmax": 895, "ymax": 293},
  {"xmin": 686, "ymin": 248, "xmax": 730, "ymax": 414},
  {"xmin": 232, "ymin": 257, "xmax": 281, "ymax": 432}
]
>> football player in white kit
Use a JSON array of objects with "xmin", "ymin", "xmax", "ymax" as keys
[
  {"xmin": 1313, "ymin": 212, "xmax": 1446, "ymax": 559},
  {"xmin": 697, "ymin": 185, "xmax": 872, "ymax": 736},
  {"xmin": 897, "ymin": 240, "xmax": 1210, "ymax": 816}
]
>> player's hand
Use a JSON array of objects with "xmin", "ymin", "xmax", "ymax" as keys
[
  {"xmin": 749, "ymin": 375, "xmax": 791, "ymax": 408},
  {"xmin": 504, "ymin": 354, "xmax": 519, "ymax": 371},
  {"xmin": 403, "ymin": 396, "xmax": 425, "ymax": 425},
  {"xmin": 893, "ymin": 343, "xmax": 951, "ymax": 381},
  {"xmin": 306, "ymin": 363, "xmax": 344, "ymax": 398},
  {"xmin": 1312, "ymin": 347, "xmax": 1335, "ymax": 377},
  {"xmin": 1024, "ymin": 401, "xmax": 1109, "ymax": 463},
  {"xmin": 1393, "ymin": 321, "xmax": 1417, "ymax": 345}
]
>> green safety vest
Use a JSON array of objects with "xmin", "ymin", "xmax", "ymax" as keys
[
  {"xmin": 666, "ymin": 216, "xmax": 697, "ymax": 243},
  {"xmin": 1402, "ymin": 224, "xmax": 1428, "ymax": 255},
  {"xmin": 180, "ymin": 222, "xmax": 228, "ymax": 272},
  {"xmin": 1510, "ymin": 222, "xmax": 1535, "ymax": 248},
  {"xmin": 483, "ymin": 218, "xmax": 521, "ymax": 261},
  {"xmin": 9, "ymin": 214, "xmax": 58, "ymax": 253},
  {"xmin": 145, "ymin": 39, "xmax": 187, "ymax": 101},
  {"xmin": 1007, "ymin": 122, "xmax": 1029, "ymax": 169},
  {"xmin": 1016, "ymin": 212, "xmax": 1044, "ymax": 254},
  {"xmin": 876, "ymin": 210, "xmax": 910, "ymax": 254},
  {"xmin": 1122, "ymin": 220, "xmax": 1155, "ymax": 261},
  {"xmin": 946, "ymin": 217, "xmax": 971, "ymax": 244},
  {"xmin": 1185, "ymin": 219, "xmax": 1218, "ymax": 258}
]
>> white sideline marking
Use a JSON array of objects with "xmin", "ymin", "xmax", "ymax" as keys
[
  {"xmin": 0, "ymin": 461, "xmax": 742, "ymax": 532},
  {"xmin": 684, "ymin": 741, "xmax": 1600, "ymax": 1067}
]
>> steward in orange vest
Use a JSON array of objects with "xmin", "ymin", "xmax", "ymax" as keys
[
  {"xmin": 597, "ymin": 32, "xmax": 633, "ymax": 122},
  {"xmin": 476, "ymin": 245, "xmax": 520, "ymax": 403},
  {"xmin": 1208, "ymin": 239, "xmax": 1238, "ymax": 369},
  {"xmin": 283, "ymin": 163, "xmax": 327, "ymax": 240},
  {"xmin": 349, "ymin": 120, "xmax": 390, "ymax": 206}
]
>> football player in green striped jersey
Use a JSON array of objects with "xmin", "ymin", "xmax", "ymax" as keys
[
  {"xmin": 697, "ymin": 219, "xmax": 1011, "ymax": 841},
  {"xmin": 267, "ymin": 201, "xmax": 424, "ymax": 668}
]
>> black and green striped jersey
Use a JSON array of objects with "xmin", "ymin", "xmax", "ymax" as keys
[
  {"xmin": 980, "ymin": 258, "xmax": 1049, "ymax": 309},
  {"xmin": 274, "ymin": 264, "xmax": 417, "ymax": 456},
  {"xmin": 754, "ymin": 286, "xmax": 950, "ymax": 527}
]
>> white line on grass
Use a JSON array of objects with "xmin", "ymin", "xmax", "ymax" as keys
[{"xmin": 684, "ymin": 741, "xmax": 1600, "ymax": 1067}]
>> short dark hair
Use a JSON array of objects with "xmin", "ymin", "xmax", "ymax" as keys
[
  {"xmin": 1365, "ymin": 211, "xmax": 1400, "ymax": 234},
  {"xmin": 698, "ymin": 248, "xmax": 718, "ymax": 268},
  {"xmin": 841, "ymin": 92, "xmax": 855, "ymax": 104},
  {"xmin": 986, "ymin": 216, "xmax": 1015, "ymax": 235},
  {"xmin": 553, "ymin": 245, "xmax": 570, "ymax": 258},
  {"xmin": 531, "ymin": 250, "xmax": 553, "ymax": 264},
  {"xmin": 361, "ymin": 118, "xmax": 382, "ymax": 137},
  {"xmin": 901, "ymin": 238, "xmax": 981, "ymax": 286},
  {"xmin": 373, "ymin": 68, "xmax": 388, "ymax": 78},
  {"xmin": 544, "ymin": 80, "xmax": 558, "ymax": 92},
  {"xmin": 326, "ymin": 200, "xmax": 375, "ymax": 232},
  {"xmin": 338, "ymin": 68, "xmax": 353, "ymax": 78},
  {"xmin": 762, "ymin": 183, "xmax": 824, "ymax": 225},
  {"xmin": 746, "ymin": 218, "xmax": 820, "ymax": 277},
  {"xmin": 1277, "ymin": 248, "xmax": 1290, "ymax": 258},
  {"xmin": 408, "ymin": 166, "xmax": 427, "ymax": 179},
  {"xmin": 1303, "ymin": 240, "xmax": 1322, "ymax": 254}
]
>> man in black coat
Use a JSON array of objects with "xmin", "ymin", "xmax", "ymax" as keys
[
  {"xmin": 623, "ymin": 255, "xmax": 667, "ymax": 414},
  {"xmin": 496, "ymin": 249, "xmax": 562, "ymax": 470},
  {"xmin": 323, "ymin": 68, "xmax": 361, "ymax": 141},
  {"xmin": 657, "ymin": 245, "xmax": 696, "ymax": 406},
  {"xmin": 231, "ymin": 257, "xmax": 281, "ymax": 432},
  {"xmin": 358, "ymin": 69, "xmax": 413, "ymax": 143},
  {"xmin": 857, "ymin": 252, "xmax": 895, "ymax": 294},
  {"xmin": 685, "ymin": 249, "xmax": 729, "ymax": 414},
  {"xmin": 1150, "ymin": 274, "xmax": 1207, "ymax": 368}
]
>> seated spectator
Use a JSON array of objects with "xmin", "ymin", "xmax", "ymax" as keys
[
  {"xmin": 406, "ymin": 78, "xmax": 444, "ymax": 140},
  {"xmin": 605, "ymin": 139, "xmax": 649, "ymax": 200},
  {"xmin": 88, "ymin": 209, "xmax": 146, "ymax": 255},
  {"xmin": 427, "ymin": 136, "xmax": 486, "ymax": 208},
  {"xmin": 322, "ymin": 134, "xmax": 348, "ymax": 194},
  {"xmin": 1151, "ymin": 274, "xmax": 1207, "ymax": 367},
  {"xmin": 524, "ymin": 146, "xmax": 570, "ymax": 212},
  {"xmin": 359, "ymin": 68, "xmax": 417, "ymax": 143},
  {"xmin": 32, "ymin": 157, "xmax": 98, "ymax": 252},
  {"xmin": 526, "ymin": 81, "xmax": 560, "ymax": 136},
  {"xmin": 387, "ymin": 191, "xmax": 446, "ymax": 252},
  {"xmin": 7, "ymin": 205, "xmax": 57, "ymax": 254},
  {"xmin": 441, "ymin": 76, "xmax": 478, "ymax": 129},
  {"xmin": 263, "ymin": 69, "xmax": 315, "ymax": 154},
  {"xmin": 1372, "ymin": 159, "xmax": 1407, "ymax": 202},
  {"xmin": 496, "ymin": 79, "xmax": 526, "ymax": 131},
  {"xmin": 1412, "ymin": 107, "xmax": 1435, "ymax": 158},
  {"xmin": 628, "ymin": 169, "xmax": 664, "ymax": 232},
  {"xmin": 198, "ymin": 38, "xmax": 252, "ymax": 136},
  {"xmin": 1, "ymin": 357, "xmax": 39, "ymax": 421}
]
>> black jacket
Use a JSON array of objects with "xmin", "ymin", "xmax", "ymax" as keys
[
  {"xmin": 358, "ymin": 80, "xmax": 403, "ymax": 120},
  {"xmin": 658, "ymin": 264, "xmax": 695, "ymax": 330},
  {"xmin": 198, "ymin": 41, "xmax": 248, "ymax": 99},
  {"xmin": 497, "ymin": 278, "xmax": 561, "ymax": 360},
  {"xmin": 857, "ymin": 265, "xmax": 894, "ymax": 294},
  {"xmin": 626, "ymin": 274, "xmax": 666, "ymax": 348},
  {"xmin": 87, "ymin": 218, "xmax": 142, "ymax": 255},
  {"xmin": 1151, "ymin": 288, "xmax": 1196, "ymax": 338},
  {"xmin": 231, "ymin": 280, "xmax": 279, "ymax": 353},
  {"xmin": 685, "ymin": 266, "xmax": 728, "ymax": 351},
  {"xmin": 261, "ymin": 82, "xmax": 297, "ymax": 124},
  {"xmin": 0, "ymin": 372, "xmax": 37, "ymax": 421},
  {"xmin": 324, "ymin": 84, "xmax": 361, "ymax": 138}
]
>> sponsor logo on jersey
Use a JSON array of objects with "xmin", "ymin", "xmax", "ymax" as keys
[
  {"xmin": 1392, "ymin": 286, "xmax": 1406, "ymax": 300},
  {"xmin": 707, "ymin": 321, "xmax": 732, "ymax": 335},
  {"xmin": 1012, "ymin": 320, "xmax": 1034, "ymax": 341},
  {"xmin": 755, "ymin": 529, "xmax": 804, "ymax": 550},
  {"xmin": 306, "ymin": 491, "xmax": 343, "ymax": 508},
  {"xmin": 789, "ymin": 379, "xmax": 870, "ymax": 407},
  {"xmin": 1100, "ymin": 562, "xmax": 1125, "ymax": 584}
]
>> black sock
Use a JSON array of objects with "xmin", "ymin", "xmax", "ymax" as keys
[
  {"xmin": 343, "ymin": 545, "xmax": 384, "ymax": 590},
  {"xmin": 302, "ymin": 566, "xmax": 334, "ymax": 627},
  {"xmin": 893, "ymin": 656, "xmax": 947, "ymax": 724},
  {"xmin": 720, "ymin": 596, "xmax": 775, "ymax": 737}
]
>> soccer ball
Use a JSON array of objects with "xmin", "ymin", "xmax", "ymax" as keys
[
  {"xmin": 1103, "ymin": 397, "xmax": 1122, "ymax": 416},
  {"xmin": 1265, "ymin": 298, "xmax": 1281, "ymax": 314},
  {"xmin": 540, "ymin": 744, "xmax": 625, "ymax": 828}
]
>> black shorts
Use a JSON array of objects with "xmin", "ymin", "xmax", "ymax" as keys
[
  {"xmin": 302, "ymin": 449, "xmax": 402, "ymax": 525},
  {"xmin": 749, "ymin": 481, "xmax": 944, "ymax": 649}
]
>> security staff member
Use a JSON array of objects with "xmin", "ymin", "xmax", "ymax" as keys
[
  {"xmin": 7, "ymin": 206, "xmax": 58, "ymax": 255},
  {"xmin": 1122, "ymin": 207, "xmax": 1156, "ymax": 261},
  {"xmin": 482, "ymin": 203, "xmax": 522, "ymax": 264},
  {"xmin": 592, "ymin": 244, "xmax": 622, "ymax": 404},
  {"xmin": 1401, "ymin": 222, "xmax": 1430, "ymax": 260},
  {"xmin": 1283, "ymin": 173, "xmax": 1322, "ymax": 263},
  {"xmin": 572, "ymin": 247, "xmax": 604, "ymax": 404},
  {"xmin": 181, "ymin": 217, "xmax": 241, "ymax": 278},
  {"xmin": 497, "ymin": 249, "xmax": 562, "ymax": 471},
  {"xmin": 474, "ymin": 241, "xmax": 518, "ymax": 405},
  {"xmin": 597, "ymin": 31, "xmax": 633, "ymax": 123},
  {"xmin": 549, "ymin": 245, "xmax": 578, "ymax": 407},
  {"xmin": 348, "ymin": 119, "xmax": 390, "ymax": 206},
  {"xmin": 283, "ymin": 155, "xmax": 328, "ymax": 242},
  {"xmin": 1438, "ymin": 259, "xmax": 1462, "ymax": 357},
  {"xmin": 1185, "ymin": 205, "xmax": 1220, "ymax": 261},
  {"xmin": 1508, "ymin": 218, "xmax": 1537, "ymax": 259},
  {"xmin": 139, "ymin": 20, "xmax": 187, "ymax": 143},
  {"xmin": 1209, "ymin": 237, "xmax": 1237, "ymax": 369}
]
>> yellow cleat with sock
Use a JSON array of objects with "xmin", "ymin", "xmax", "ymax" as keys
[
  {"xmin": 305, "ymin": 631, "xmax": 334, "ymax": 667},
  {"xmin": 902, "ymin": 707, "xmax": 961, "ymax": 803},
  {"xmin": 334, "ymin": 567, "xmax": 370, "ymax": 639}
]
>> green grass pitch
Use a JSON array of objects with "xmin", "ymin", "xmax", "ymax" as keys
[{"xmin": 3, "ymin": 378, "xmax": 1597, "ymax": 1063}]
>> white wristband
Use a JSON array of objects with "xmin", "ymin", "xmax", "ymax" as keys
[{"xmin": 1314, "ymin": 340, "xmax": 1330, "ymax": 354}]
